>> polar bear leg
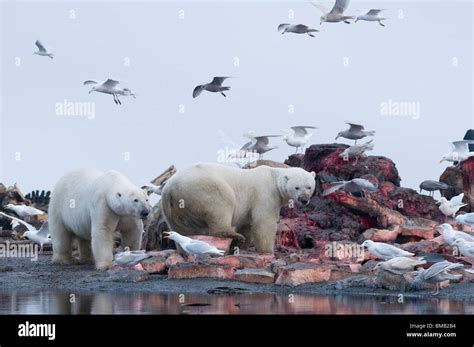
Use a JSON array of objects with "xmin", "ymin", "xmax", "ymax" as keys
[
  {"xmin": 77, "ymin": 238, "xmax": 94, "ymax": 264},
  {"xmin": 251, "ymin": 221, "xmax": 277, "ymax": 254},
  {"xmin": 91, "ymin": 225, "xmax": 114, "ymax": 270},
  {"xmin": 206, "ymin": 214, "xmax": 245, "ymax": 245},
  {"xmin": 51, "ymin": 220, "xmax": 74, "ymax": 264},
  {"xmin": 119, "ymin": 217, "xmax": 142, "ymax": 250}
]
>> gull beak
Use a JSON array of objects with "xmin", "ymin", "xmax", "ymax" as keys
[
  {"xmin": 435, "ymin": 200, "xmax": 441, "ymax": 205},
  {"xmin": 162, "ymin": 231, "xmax": 170, "ymax": 239},
  {"xmin": 19, "ymin": 234, "xmax": 26, "ymax": 240},
  {"xmin": 439, "ymin": 160, "xmax": 443, "ymax": 164}
]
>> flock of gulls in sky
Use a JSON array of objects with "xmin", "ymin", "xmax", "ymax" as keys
[{"xmin": 21, "ymin": 0, "xmax": 474, "ymax": 294}]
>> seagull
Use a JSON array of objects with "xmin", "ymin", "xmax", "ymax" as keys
[
  {"xmin": 241, "ymin": 132, "xmax": 282, "ymax": 159},
  {"xmin": 84, "ymin": 79, "xmax": 136, "ymax": 105},
  {"xmin": 142, "ymin": 183, "xmax": 164, "ymax": 196},
  {"xmin": 374, "ymin": 256, "xmax": 426, "ymax": 275},
  {"xmin": 282, "ymin": 126, "xmax": 317, "ymax": 153},
  {"xmin": 322, "ymin": 178, "xmax": 378, "ymax": 197},
  {"xmin": 217, "ymin": 129, "xmax": 259, "ymax": 167},
  {"xmin": 335, "ymin": 121, "xmax": 375, "ymax": 144},
  {"xmin": 412, "ymin": 261, "xmax": 464, "ymax": 295},
  {"xmin": 436, "ymin": 193, "xmax": 467, "ymax": 218},
  {"xmin": 440, "ymin": 140, "xmax": 474, "ymax": 165},
  {"xmin": 114, "ymin": 248, "xmax": 151, "ymax": 267},
  {"xmin": 361, "ymin": 240, "xmax": 414, "ymax": 260},
  {"xmin": 277, "ymin": 24, "xmax": 319, "ymax": 37},
  {"xmin": 0, "ymin": 212, "xmax": 51, "ymax": 252},
  {"xmin": 163, "ymin": 231, "xmax": 225, "ymax": 261},
  {"xmin": 33, "ymin": 40, "xmax": 54, "ymax": 59},
  {"xmin": 456, "ymin": 213, "xmax": 474, "ymax": 228},
  {"xmin": 4, "ymin": 204, "xmax": 45, "ymax": 218},
  {"xmin": 193, "ymin": 77, "xmax": 231, "ymax": 98},
  {"xmin": 437, "ymin": 223, "xmax": 474, "ymax": 247},
  {"xmin": 355, "ymin": 9, "xmax": 386, "ymax": 26},
  {"xmin": 310, "ymin": 0, "xmax": 354, "ymax": 25},
  {"xmin": 419, "ymin": 180, "xmax": 450, "ymax": 197},
  {"xmin": 339, "ymin": 140, "xmax": 374, "ymax": 161}
]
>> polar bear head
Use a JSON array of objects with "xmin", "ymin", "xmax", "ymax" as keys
[
  {"xmin": 279, "ymin": 168, "xmax": 316, "ymax": 206},
  {"xmin": 104, "ymin": 172, "xmax": 151, "ymax": 218}
]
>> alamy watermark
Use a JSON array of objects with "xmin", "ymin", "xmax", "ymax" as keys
[
  {"xmin": 55, "ymin": 99, "xmax": 95, "ymax": 119},
  {"xmin": 0, "ymin": 241, "xmax": 39, "ymax": 261},
  {"xmin": 380, "ymin": 99, "xmax": 420, "ymax": 120}
]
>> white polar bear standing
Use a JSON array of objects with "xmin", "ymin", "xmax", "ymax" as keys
[
  {"xmin": 161, "ymin": 163, "xmax": 315, "ymax": 254},
  {"xmin": 48, "ymin": 169, "xmax": 151, "ymax": 270}
]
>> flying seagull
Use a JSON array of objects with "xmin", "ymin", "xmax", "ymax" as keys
[
  {"xmin": 163, "ymin": 231, "xmax": 225, "ymax": 262},
  {"xmin": 277, "ymin": 24, "xmax": 319, "ymax": 37},
  {"xmin": 335, "ymin": 121, "xmax": 375, "ymax": 144},
  {"xmin": 282, "ymin": 126, "xmax": 317, "ymax": 153},
  {"xmin": 0, "ymin": 212, "xmax": 51, "ymax": 252},
  {"xmin": 241, "ymin": 132, "xmax": 282, "ymax": 159},
  {"xmin": 440, "ymin": 140, "xmax": 474, "ymax": 165},
  {"xmin": 34, "ymin": 40, "xmax": 54, "ymax": 59},
  {"xmin": 361, "ymin": 240, "xmax": 414, "ymax": 260},
  {"xmin": 355, "ymin": 9, "xmax": 386, "ymax": 26},
  {"xmin": 310, "ymin": 0, "xmax": 354, "ymax": 25},
  {"xmin": 193, "ymin": 77, "xmax": 231, "ymax": 98},
  {"xmin": 84, "ymin": 79, "xmax": 136, "ymax": 105}
]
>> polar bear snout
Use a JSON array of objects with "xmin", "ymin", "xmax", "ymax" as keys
[
  {"xmin": 140, "ymin": 209, "xmax": 150, "ymax": 218},
  {"xmin": 298, "ymin": 196, "xmax": 310, "ymax": 205}
]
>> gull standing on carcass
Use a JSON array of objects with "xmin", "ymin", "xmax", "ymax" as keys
[
  {"xmin": 437, "ymin": 223, "xmax": 474, "ymax": 247},
  {"xmin": 193, "ymin": 77, "xmax": 232, "ymax": 98},
  {"xmin": 310, "ymin": 0, "xmax": 354, "ymax": 25},
  {"xmin": 374, "ymin": 256, "xmax": 426, "ymax": 275},
  {"xmin": 33, "ymin": 40, "xmax": 54, "ymax": 59},
  {"xmin": 335, "ymin": 121, "xmax": 375, "ymax": 144},
  {"xmin": 440, "ymin": 140, "xmax": 474, "ymax": 166},
  {"xmin": 0, "ymin": 212, "xmax": 51, "ymax": 252},
  {"xmin": 241, "ymin": 132, "xmax": 282, "ymax": 159},
  {"xmin": 339, "ymin": 140, "xmax": 374, "ymax": 162},
  {"xmin": 84, "ymin": 79, "xmax": 136, "ymax": 105},
  {"xmin": 419, "ymin": 180, "xmax": 450, "ymax": 197},
  {"xmin": 412, "ymin": 261, "xmax": 464, "ymax": 295},
  {"xmin": 361, "ymin": 240, "xmax": 414, "ymax": 260},
  {"xmin": 277, "ymin": 24, "xmax": 319, "ymax": 37},
  {"xmin": 163, "ymin": 231, "xmax": 225, "ymax": 262},
  {"xmin": 4, "ymin": 204, "xmax": 45, "ymax": 218},
  {"xmin": 322, "ymin": 178, "xmax": 378, "ymax": 197},
  {"xmin": 355, "ymin": 9, "xmax": 386, "ymax": 26},
  {"xmin": 282, "ymin": 126, "xmax": 317, "ymax": 153},
  {"xmin": 436, "ymin": 193, "xmax": 467, "ymax": 219},
  {"xmin": 456, "ymin": 213, "xmax": 474, "ymax": 228}
]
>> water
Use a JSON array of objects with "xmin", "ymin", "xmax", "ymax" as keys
[{"xmin": 1, "ymin": 291, "xmax": 474, "ymax": 314}]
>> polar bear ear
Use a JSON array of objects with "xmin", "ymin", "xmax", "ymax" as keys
[{"xmin": 310, "ymin": 171, "xmax": 316, "ymax": 178}]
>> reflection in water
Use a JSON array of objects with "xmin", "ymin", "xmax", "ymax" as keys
[{"xmin": 1, "ymin": 291, "xmax": 474, "ymax": 314}]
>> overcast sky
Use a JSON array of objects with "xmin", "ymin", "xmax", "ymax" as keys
[{"xmin": 0, "ymin": 0, "xmax": 473, "ymax": 194}]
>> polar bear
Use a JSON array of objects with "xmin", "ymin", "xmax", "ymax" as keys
[
  {"xmin": 161, "ymin": 163, "xmax": 315, "ymax": 254},
  {"xmin": 48, "ymin": 169, "xmax": 151, "ymax": 270}
]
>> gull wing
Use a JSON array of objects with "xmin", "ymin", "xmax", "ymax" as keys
[
  {"xmin": 35, "ymin": 40, "xmax": 47, "ymax": 52},
  {"xmin": 310, "ymin": 1, "xmax": 330, "ymax": 14},
  {"xmin": 366, "ymin": 9, "xmax": 383, "ymax": 16},
  {"xmin": 291, "ymin": 126, "xmax": 317, "ymax": 136},
  {"xmin": 186, "ymin": 240, "xmax": 217, "ymax": 254},
  {"xmin": 330, "ymin": 0, "xmax": 350, "ymax": 15},
  {"xmin": 346, "ymin": 121, "xmax": 364, "ymax": 131},
  {"xmin": 451, "ymin": 140, "xmax": 474, "ymax": 153},
  {"xmin": 450, "ymin": 193, "xmax": 465, "ymax": 206},
  {"xmin": 278, "ymin": 23, "xmax": 290, "ymax": 32},
  {"xmin": 0, "ymin": 212, "xmax": 36, "ymax": 232},
  {"xmin": 83, "ymin": 80, "xmax": 99, "ymax": 85},
  {"xmin": 240, "ymin": 140, "xmax": 254, "ymax": 151},
  {"xmin": 36, "ymin": 221, "xmax": 50, "ymax": 238},
  {"xmin": 193, "ymin": 84, "xmax": 205, "ymax": 98},
  {"xmin": 211, "ymin": 77, "xmax": 230, "ymax": 86},
  {"xmin": 374, "ymin": 243, "xmax": 409, "ymax": 259},
  {"xmin": 424, "ymin": 261, "xmax": 463, "ymax": 280},
  {"xmin": 464, "ymin": 214, "xmax": 474, "ymax": 225},
  {"xmin": 103, "ymin": 79, "xmax": 121, "ymax": 88},
  {"xmin": 254, "ymin": 135, "xmax": 282, "ymax": 145}
]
